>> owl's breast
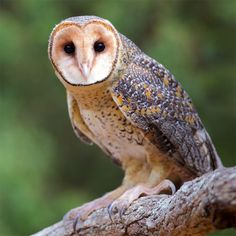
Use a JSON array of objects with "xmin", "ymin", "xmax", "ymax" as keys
[{"xmin": 76, "ymin": 92, "xmax": 147, "ymax": 162}]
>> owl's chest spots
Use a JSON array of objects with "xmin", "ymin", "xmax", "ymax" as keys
[{"xmin": 76, "ymin": 91, "xmax": 146, "ymax": 159}]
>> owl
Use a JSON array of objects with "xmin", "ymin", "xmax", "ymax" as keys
[{"xmin": 48, "ymin": 16, "xmax": 222, "ymax": 224}]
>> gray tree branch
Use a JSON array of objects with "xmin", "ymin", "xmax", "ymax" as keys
[{"xmin": 33, "ymin": 167, "xmax": 236, "ymax": 236}]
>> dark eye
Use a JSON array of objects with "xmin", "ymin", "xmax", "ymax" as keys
[
  {"xmin": 94, "ymin": 41, "xmax": 105, "ymax": 52},
  {"xmin": 64, "ymin": 42, "xmax": 75, "ymax": 54}
]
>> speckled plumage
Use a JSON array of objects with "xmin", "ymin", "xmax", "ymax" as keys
[
  {"xmin": 111, "ymin": 48, "xmax": 221, "ymax": 176},
  {"xmin": 48, "ymin": 16, "xmax": 223, "ymax": 221}
]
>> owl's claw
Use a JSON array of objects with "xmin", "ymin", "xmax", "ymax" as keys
[
  {"xmin": 107, "ymin": 201, "xmax": 128, "ymax": 223},
  {"xmin": 62, "ymin": 185, "xmax": 128, "ymax": 233},
  {"xmin": 63, "ymin": 205, "xmax": 95, "ymax": 234},
  {"xmin": 108, "ymin": 179, "xmax": 176, "ymax": 222},
  {"xmin": 63, "ymin": 194, "xmax": 116, "ymax": 233},
  {"xmin": 107, "ymin": 200, "xmax": 129, "ymax": 223}
]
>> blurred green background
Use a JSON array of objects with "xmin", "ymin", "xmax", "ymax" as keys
[{"xmin": 0, "ymin": 0, "xmax": 235, "ymax": 235}]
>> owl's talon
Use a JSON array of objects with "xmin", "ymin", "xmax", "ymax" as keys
[
  {"xmin": 62, "ymin": 207, "xmax": 87, "ymax": 234},
  {"xmin": 72, "ymin": 215, "xmax": 81, "ymax": 232},
  {"xmin": 107, "ymin": 180, "xmax": 176, "ymax": 223},
  {"xmin": 63, "ymin": 198, "xmax": 112, "ymax": 232},
  {"xmin": 62, "ymin": 186, "xmax": 128, "ymax": 232},
  {"xmin": 107, "ymin": 203, "xmax": 116, "ymax": 223},
  {"xmin": 107, "ymin": 201, "xmax": 128, "ymax": 223}
]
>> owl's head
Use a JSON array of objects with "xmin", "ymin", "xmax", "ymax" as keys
[{"xmin": 48, "ymin": 16, "xmax": 121, "ymax": 87}]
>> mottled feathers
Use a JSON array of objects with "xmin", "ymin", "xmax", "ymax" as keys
[{"xmin": 111, "ymin": 54, "xmax": 222, "ymax": 176}]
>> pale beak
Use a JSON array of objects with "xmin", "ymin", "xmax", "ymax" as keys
[{"xmin": 79, "ymin": 63, "xmax": 90, "ymax": 79}]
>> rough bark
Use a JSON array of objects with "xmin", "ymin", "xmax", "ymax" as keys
[{"xmin": 33, "ymin": 167, "xmax": 236, "ymax": 236}]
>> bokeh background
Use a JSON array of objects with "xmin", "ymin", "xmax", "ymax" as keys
[{"xmin": 0, "ymin": 0, "xmax": 235, "ymax": 235}]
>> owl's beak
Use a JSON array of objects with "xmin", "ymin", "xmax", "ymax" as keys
[{"xmin": 79, "ymin": 63, "xmax": 90, "ymax": 80}]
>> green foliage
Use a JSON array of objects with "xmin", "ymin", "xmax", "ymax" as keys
[{"xmin": 0, "ymin": 0, "xmax": 235, "ymax": 235}]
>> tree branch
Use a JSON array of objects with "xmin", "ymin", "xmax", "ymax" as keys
[{"xmin": 33, "ymin": 167, "xmax": 236, "ymax": 236}]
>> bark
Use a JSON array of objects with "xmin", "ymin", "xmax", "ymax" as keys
[{"xmin": 33, "ymin": 167, "xmax": 236, "ymax": 236}]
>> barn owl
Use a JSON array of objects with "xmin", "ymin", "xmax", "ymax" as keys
[{"xmin": 48, "ymin": 15, "xmax": 222, "ymax": 226}]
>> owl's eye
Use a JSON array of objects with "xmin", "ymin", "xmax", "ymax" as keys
[
  {"xmin": 94, "ymin": 41, "xmax": 105, "ymax": 52},
  {"xmin": 64, "ymin": 42, "xmax": 75, "ymax": 54}
]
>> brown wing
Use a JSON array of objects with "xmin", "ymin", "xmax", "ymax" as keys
[{"xmin": 111, "ymin": 56, "xmax": 222, "ymax": 176}]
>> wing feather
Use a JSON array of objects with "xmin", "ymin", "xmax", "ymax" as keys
[{"xmin": 111, "ymin": 56, "xmax": 222, "ymax": 176}]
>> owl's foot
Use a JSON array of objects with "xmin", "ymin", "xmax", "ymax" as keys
[
  {"xmin": 108, "ymin": 179, "xmax": 175, "ymax": 222},
  {"xmin": 62, "ymin": 186, "xmax": 127, "ymax": 234}
]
